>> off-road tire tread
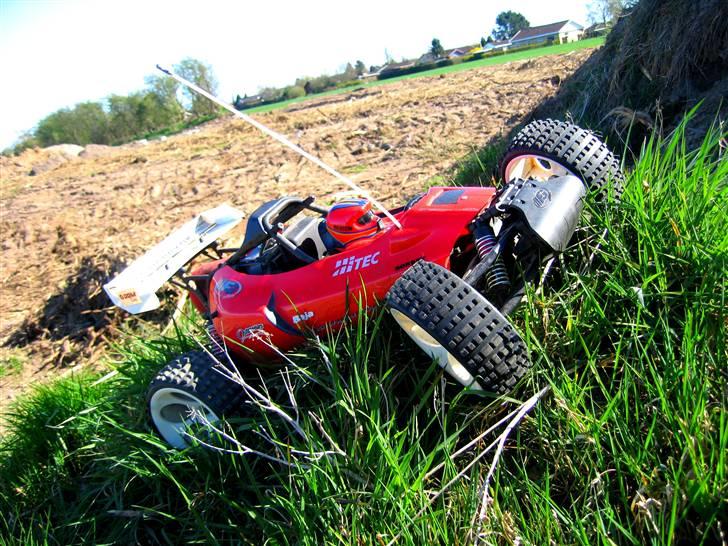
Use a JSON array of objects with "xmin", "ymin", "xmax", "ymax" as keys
[
  {"xmin": 386, "ymin": 261, "xmax": 530, "ymax": 394},
  {"xmin": 500, "ymin": 118, "xmax": 624, "ymax": 201},
  {"xmin": 147, "ymin": 351, "xmax": 244, "ymax": 418}
]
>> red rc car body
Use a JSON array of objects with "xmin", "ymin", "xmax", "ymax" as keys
[
  {"xmin": 195, "ymin": 186, "xmax": 496, "ymax": 362},
  {"xmin": 104, "ymin": 117, "xmax": 624, "ymax": 449}
]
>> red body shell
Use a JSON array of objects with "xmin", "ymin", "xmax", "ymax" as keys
[{"xmin": 191, "ymin": 186, "xmax": 496, "ymax": 363}]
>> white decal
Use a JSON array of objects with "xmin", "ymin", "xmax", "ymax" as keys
[
  {"xmin": 332, "ymin": 251, "xmax": 381, "ymax": 277},
  {"xmin": 116, "ymin": 288, "xmax": 141, "ymax": 305},
  {"xmin": 292, "ymin": 311, "xmax": 315, "ymax": 324},
  {"xmin": 236, "ymin": 324, "xmax": 265, "ymax": 342}
]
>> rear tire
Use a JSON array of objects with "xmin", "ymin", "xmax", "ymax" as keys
[
  {"xmin": 147, "ymin": 351, "xmax": 244, "ymax": 449},
  {"xmin": 500, "ymin": 118, "xmax": 624, "ymax": 200},
  {"xmin": 385, "ymin": 261, "xmax": 530, "ymax": 395}
]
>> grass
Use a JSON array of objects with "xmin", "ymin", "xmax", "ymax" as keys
[
  {"xmin": 0, "ymin": 353, "xmax": 24, "ymax": 379},
  {"xmin": 240, "ymin": 38, "xmax": 606, "ymax": 116},
  {"xmin": 1, "ymin": 115, "xmax": 726, "ymax": 544}
]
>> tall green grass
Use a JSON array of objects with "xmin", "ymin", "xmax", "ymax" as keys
[{"xmin": 1, "ymin": 117, "xmax": 725, "ymax": 544}]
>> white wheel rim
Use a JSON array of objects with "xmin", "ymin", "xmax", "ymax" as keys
[
  {"xmin": 504, "ymin": 154, "xmax": 576, "ymax": 183},
  {"xmin": 391, "ymin": 309, "xmax": 483, "ymax": 391},
  {"xmin": 149, "ymin": 387, "xmax": 221, "ymax": 449}
]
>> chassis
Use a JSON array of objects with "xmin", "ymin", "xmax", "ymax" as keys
[{"xmin": 105, "ymin": 119, "xmax": 623, "ymax": 448}]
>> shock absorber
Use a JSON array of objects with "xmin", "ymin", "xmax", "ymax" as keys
[
  {"xmin": 473, "ymin": 224, "xmax": 511, "ymax": 293},
  {"xmin": 206, "ymin": 320, "xmax": 227, "ymax": 359}
]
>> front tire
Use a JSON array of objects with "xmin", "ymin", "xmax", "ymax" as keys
[
  {"xmin": 385, "ymin": 261, "xmax": 530, "ymax": 395},
  {"xmin": 147, "ymin": 351, "xmax": 244, "ymax": 449},
  {"xmin": 500, "ymin": 118, "xmax": 624, "ymax": 200}
]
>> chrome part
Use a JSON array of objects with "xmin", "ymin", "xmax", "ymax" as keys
[
  {"xmin": 503, "ymin": 153, "xmax": 575, "ymax": 183},
  {"xmin": 497, "ymin": 175, "xmax": 586, "ymax": 252}
]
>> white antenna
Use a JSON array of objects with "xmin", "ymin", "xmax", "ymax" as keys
[{"xmin": 156, "ymin": 65, "xmax": 402, "ymax": 229}]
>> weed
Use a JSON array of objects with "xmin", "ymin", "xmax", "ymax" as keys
[
  {"xmin": 343, "ymin": 164, "xmax": 369, "ymax": 174},
  {"xmin": 0, "ymin": 353, "xmax": 24, "ymax": 379}
]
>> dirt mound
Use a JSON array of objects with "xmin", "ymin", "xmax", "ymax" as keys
[
  {"xmin": 5, "ymin": 254, "xmax": 125, "ymax": 361},
  {"xmin": 531, "ymin": 0, "xmax": 728, "ymax": 149},
  {"xmin": 0, "ymin": 48, "xmax": 596, "ymax": 415}
]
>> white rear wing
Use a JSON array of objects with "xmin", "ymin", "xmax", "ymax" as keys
[{"xmin": 104, "ymin": 204, "xmax": 244, "ymax": 314}]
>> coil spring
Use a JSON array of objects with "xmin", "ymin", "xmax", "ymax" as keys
[
  {"xmin": 475, "ymin": 230, "xmax": 511, "ymax": 293},
  {"xmin": 206, "ymin": 320, "xmax": 227, "ymax": 359}
]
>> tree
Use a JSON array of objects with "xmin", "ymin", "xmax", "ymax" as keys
[
  {"xmin": 282, "ymin": 85, "xmax": 306, "ymax": 100},
  {"xmin": 480, "ymin": 37, "xmax": 487, "ymax": 48},
  {"xmin": 354, "ymin": 60, "xmax": 366, "ymax": 76},
  {"xmin": 144, "ymin": 75, "xmax": 184, "ymax": 126},
  {"xmin": 174, "ymin": 58, "xmax": 219, "ymax": 117},
  {"xmin": 34, "ymin": 102, "xmax": 109, "ymax": 146},
  {"xmin": 588, "ymin": 0, "xmax": 631, "ymax": 24},
  {"xmin": 430, "ymin": 38, "xmax": 444, "ymax": 58},
  {"xmin": 491, "ymin": 11, "xmax": 529, "ymax": 40},
  {"xmin": 342, "ymin": 62, "xmax": 357, "ymax": 81}
]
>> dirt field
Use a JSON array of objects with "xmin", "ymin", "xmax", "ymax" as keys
[{"xmin": 0, "ymin": 48, "xmax": 595, "ymax": 417}]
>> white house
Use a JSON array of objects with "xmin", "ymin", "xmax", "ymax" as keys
[
  {"xmin": 445, "ymin": 45, "xmax": 482, "ymax": 59},
  {"xmin": 482, "ymin": 39, "xmax": 511, "ymax": 53},
  {"xmin": 510, "ymin": 20, "xmax": 584, "ymax": 47}
]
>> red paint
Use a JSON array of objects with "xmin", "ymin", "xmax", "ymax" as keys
[{"xmin": 190, "ymin": 186, "xmax": 496, "ymax": 363}]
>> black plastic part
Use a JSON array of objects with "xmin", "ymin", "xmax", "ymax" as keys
[
  {"xmin": 433, "ymin": 189, "xmax": 464, "ymax": 205},
  {"xmin": 227, "ymin": 195, "xmax": 327, "ymax": 266},
  {"xmin": 242, "ymin": 196, "xmax": 308, "ymax": 249},
  {"xmin": 500, "ymin": 118, "xmax": 624, "ymax": 201},
  {"xmin": 385, "ymin": 261, "xmax": 531, "ymax": 395},
  {"xmin": 264, "ymin": 293, "xmax": 304, "ymax": 337},
  {"xmin": 147, "ymin": 351, "xmax": 245, "ymax": 427}
]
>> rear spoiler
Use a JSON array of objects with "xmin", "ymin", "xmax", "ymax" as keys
[{"xmin": 104, "ymin": 204, "xmax": 244, "ymax": 314}]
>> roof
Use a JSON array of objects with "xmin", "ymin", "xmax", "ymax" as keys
[
  {"xmin": 484, "ymin": 39, "xmax": 511, "ymax": 48},
  {"xmin": 511, "ymin": 20, "xmax": 583, "ymax": 42},
  {"xmin": 444, "ymin": 44, "xmax": 480, "ymax": 57},
  {"xmin": 585, "ymin": 22, "xmax": 608, "ymax": 32},
  {"xmin": 383, "ymin": 60, "xmax": 416, "ymax": 70}
]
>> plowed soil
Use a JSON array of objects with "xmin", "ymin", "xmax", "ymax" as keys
[{"xmin": 0, "ymin": 48, "xmax": 595, "ymax": 418}]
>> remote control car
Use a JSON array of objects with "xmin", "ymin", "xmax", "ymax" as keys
[{"xmin": 106, "ymin": 118, "xmax": 623, "ymax": 448}]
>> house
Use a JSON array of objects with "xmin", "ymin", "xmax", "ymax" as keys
[
  {"xmin": 417, "ymin": 52, "xmax": 438, "ymax": 65},
  {"xmin": 377, "ymin": 59, "xmax": 418, "ymax": 78},
  {"xmin": 510, "ymin": 20, "xmax": 584, "ymax": 47},
  {"xmin": 445, "ymin": 44, "xmax": 482, "ymax": 59},
  {"xmin": 233, "ymin": 94, "xmax": 264, "ymax": 110},
  {"xmin": 584, "ymin": 22, "xmax": 608, "ymax": 37},
  {"xmin": 482, "ymin": 39, "xmax": 511, "ymax": 53}
]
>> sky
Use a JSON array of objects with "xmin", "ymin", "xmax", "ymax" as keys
[{"xmin": 0, "ymin": 0, "xmax": 591, "ymax": 150}]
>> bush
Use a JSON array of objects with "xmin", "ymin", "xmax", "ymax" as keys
[
  {"xmin": 282, "ymin": 85, "xmax": 306, "ymax": 100},
  {"xmin": 378, "ymin": 58, "xmax": 455, "ymax": 80},
  {"xmin": 6, "ymin": 58, "xmax": 211, "ymax": 151}
]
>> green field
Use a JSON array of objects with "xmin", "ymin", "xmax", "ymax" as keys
[
  {"xmin": 1, "ymin": 112, "xmax": 725, "ymax": 545},
  {"xmin": 243, "ymin": 37, "xmax": 607, "ymax": 115}
]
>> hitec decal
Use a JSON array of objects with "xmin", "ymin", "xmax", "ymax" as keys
[{"xmin": 332, "ymin": 251, "xmax": 380, "ymax": 277}]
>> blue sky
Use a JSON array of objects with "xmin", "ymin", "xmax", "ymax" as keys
[{"xmin": 0, "ymin": 0, "xmax": 590, "ymax": 149}]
